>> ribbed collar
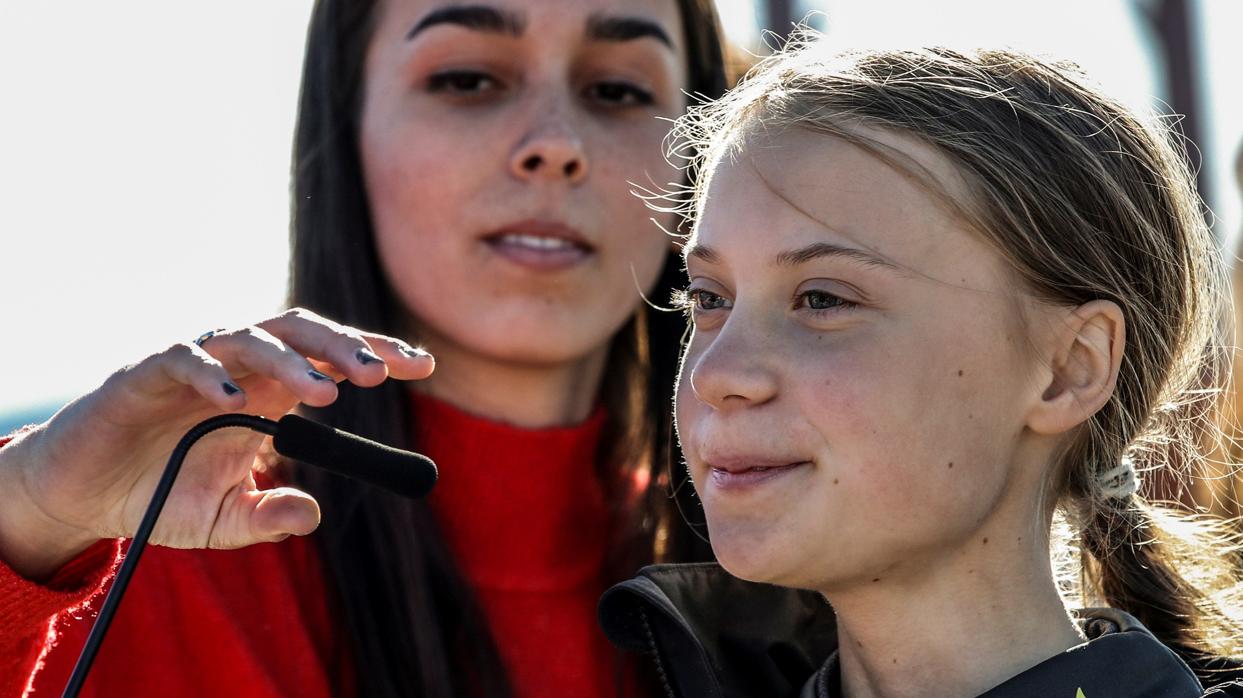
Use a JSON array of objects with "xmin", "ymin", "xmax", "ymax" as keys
[{"xmin": 411, "ymin": 389, "xmax": 610, "ymax": 593}]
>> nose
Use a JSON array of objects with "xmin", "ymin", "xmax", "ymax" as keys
[
  {"xmin": 685, "ymin": 320, "xmax": 779, "ymax": 411},
  {"xmin": 509, "ymin": 114, "xmax": 589, "ymax": 185}
]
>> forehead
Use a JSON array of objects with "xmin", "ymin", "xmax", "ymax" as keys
[{"xmin": 690, "ymin": 124, "xmax": 1005, "ymax": 288}]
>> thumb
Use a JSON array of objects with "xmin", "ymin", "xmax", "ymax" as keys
[{"xmin": 244, "ymin": 487, "xmax": 321, "ymax": 544}]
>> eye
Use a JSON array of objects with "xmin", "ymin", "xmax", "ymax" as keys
[
  {"xmin": 691, "ymin": 288, "xmax": 730, "ymax": 311},
  {"xmin": 583, "ymin": 81, "xmax": 654, "ymax": 107},
  {"xmin": 426, "ymin": 70, "xmax": 501, "ymax": 95},
  {"xmin": 797, "ymin": 290, "xmax": 856, "ymax": 312},
  {"xmin": 673, "ymin": 286, "xmax": 731, "ymax": 317}
]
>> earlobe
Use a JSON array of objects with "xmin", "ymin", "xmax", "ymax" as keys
[{"xmin": 1027, "ymin": 300, "xmax": 1125, "ymax": 435}]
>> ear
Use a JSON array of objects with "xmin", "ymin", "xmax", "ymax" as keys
[{"xmin": 1026, "ymin": 299, "xmax": 1125, "ymax": 435}]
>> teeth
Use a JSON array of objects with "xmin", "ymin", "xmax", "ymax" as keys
[{"xmin": 499, "ymin": 233, "xmax": 575, "ymax": 250}]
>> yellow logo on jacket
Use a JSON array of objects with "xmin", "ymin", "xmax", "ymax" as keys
[{"xmin": 1076, "ymin": 689, "xmax": 1086, "ymax": 698}]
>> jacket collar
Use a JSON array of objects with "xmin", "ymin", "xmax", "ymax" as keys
[
  {"xmin": 599, "ymin": 563, "xmax": 1204, "ymax": 698},
  {"xmin": 599, "ymin": 563, "xmax": 836, "ymax": 698}
]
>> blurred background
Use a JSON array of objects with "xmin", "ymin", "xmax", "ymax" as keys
[{"xmin": 2, "ymin": 0, "xmax": 1241, "ymax": 449}]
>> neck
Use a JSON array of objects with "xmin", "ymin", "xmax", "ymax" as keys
[
  {"xmin": 412, "ymin": 333, "xmax": 609, "ymax": 429},
  {"xmin": 828, "ymin": 531, "xmax": 1082, "ymax": 698}
]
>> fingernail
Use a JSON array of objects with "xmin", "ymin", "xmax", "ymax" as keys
[
  {"xmin": 308, "ymin": 369, "xmax": 333, "ymax": 382},
  {"xmin": 401, "ymin": 345, "xmax": 431, "ymax": 358},
  {"xmin": 355, "ymin": 348, "xmax": 385, "ymax": 365},
  {"xmin": 222, "ymin": 381, "xmax": 243, "ymax": 396}
]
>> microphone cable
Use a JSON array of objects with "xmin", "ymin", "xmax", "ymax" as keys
[{"xmin": 61, "ymin": 413, "xmax": 436, "ymax": 697}]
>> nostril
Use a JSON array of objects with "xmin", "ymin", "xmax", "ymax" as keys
[
  {"xmin": 563, "ymin": 161, "xmax": 579, "ymax": 177},
  {"xmin": 522, "ymin": 155, "xmax": 542, "ymax": 171}
]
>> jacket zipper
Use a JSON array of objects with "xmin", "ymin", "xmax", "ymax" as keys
[{"xmin": 638, "ymin": 607, "xmax": 678, "ymax": 698}]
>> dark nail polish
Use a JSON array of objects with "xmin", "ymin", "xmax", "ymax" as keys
[
  {"xmin": 400, "ymin": 345, "xmax": 430, "ymax": 358},
  {"xmin": 222, "ymin": 381, "xmax": 242, "ymax": 396},
  {"xmin": 355, "ymin": 348, "xmax": 385, "ymax": 365},
  {"xmin": 308, "ymin": 369, "xmax": 333, "ymax": 382}
]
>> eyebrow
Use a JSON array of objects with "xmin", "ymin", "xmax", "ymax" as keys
[
  {"xmin": 685, "ymin": 241, "xmax": 900, "ymax": 271},
  {"xmin": 405, "ymin": 4, "xmax": 673, "ymax": 49},
  {"xmin": 586, "ymin": 13, "xmax": 673, "ymax": 48},
  {"xmin": 406, "ymin": 5, "xmax": 525, "ymax": 40}
]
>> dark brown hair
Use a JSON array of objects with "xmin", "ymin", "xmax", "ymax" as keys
[{"xmin": 287, "ymin": 1, "xmax": 726, "ymax": 695}]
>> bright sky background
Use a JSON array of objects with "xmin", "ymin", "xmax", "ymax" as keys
[{"xmin": 2, "ymin": 1, "xmax": 1240, "ymax": 423}]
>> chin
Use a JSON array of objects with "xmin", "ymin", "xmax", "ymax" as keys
[
  {"xmin": 471, "ymin": 311, "xmax": 633, "ymax": 363},
  {"xmin": 478, "ymin": 328, "xmax": 612, "ymax": 366},
  {"xmin": 708, "ymin": 525, "xmax": 795, "ymax": 586}
]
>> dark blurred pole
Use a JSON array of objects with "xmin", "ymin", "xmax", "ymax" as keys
[
  {"xmin": 1143, "ymin": 0, "xmax": 1211, "ymax": 210},
  {"xmin": 765, "ymin": 0, "xmax": 793, "ymax": 42}
]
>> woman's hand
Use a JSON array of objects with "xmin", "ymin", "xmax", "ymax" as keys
[{"xmin": 0, "ymin": 308, "xmax": 434, "ymax": 581}]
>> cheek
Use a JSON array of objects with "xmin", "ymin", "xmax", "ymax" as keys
[
  {"xmin": 673, "ymin": 340, "xmax": 715, "ymax": 479},
  {"xmin": 673, "ymin": 348, "xmax": 699, "ymax": 443},
  {"xmin": 590, "ymin": 119, "xmax": 682, "ymax": 210},
  {"xmin": 800, "ymin": 324, "xmax": 1019, "ymax": 526},
  {"xmin": 358, "ymin": 103, "xmax": 505, "ymax": 313},
  {"xmin": 361, "ymin": 114, "xmax": 492, "ymax": 233}
]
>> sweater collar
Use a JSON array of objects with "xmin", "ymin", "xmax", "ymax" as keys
[{"xmin": 410, "ymin": 389, "xmax": 610, "ymax": 593}]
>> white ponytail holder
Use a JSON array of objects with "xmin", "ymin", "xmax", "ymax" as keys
[{"xmin": 1096, "ymin": 454, "xmax": 1140, "ymax": 499}]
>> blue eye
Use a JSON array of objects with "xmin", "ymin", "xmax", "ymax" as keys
[
  {"xmin": 426, "ymin": 70, "xmax": 500, "ymax": 95},
  {"xmin": 584, "ymin": 81, "xmax": 653, "ymax": 107}
]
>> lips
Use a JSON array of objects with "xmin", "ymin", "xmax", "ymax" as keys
[
  {"xmin": 703, "ymin": 456, "xmax": 813, "ymax": 492},
  {"xmin": 706, "ymin": 456, "xmax": 810, "ymax": 474},
  {"xmin": 481, "ymin": 220, "xmax": 596, "ymax": 271}
]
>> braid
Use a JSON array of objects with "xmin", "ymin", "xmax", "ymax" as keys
[
  {"xmin": 674, "ymin": 40, "xmax": 1243, "ymax": 680},
  {"xmin": 1080, "ymin": 494, "xmax": 1205, "ymax": 657},
  {"xmin": 1077, "ymin": 489, "xmax": 1243, "ymax": 683}
]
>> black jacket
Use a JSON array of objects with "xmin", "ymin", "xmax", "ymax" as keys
[{"xmin": 599, "ymin": 563, "xmax": 1243, "ymax": 698}]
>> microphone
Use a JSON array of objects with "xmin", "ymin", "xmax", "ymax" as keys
[
  {"xmin": 62, "ymin": 413, "xmax": 437, "ymax": 698},
  {"xmin": 272, "ymin": 414, "xmax": 437, "ymax": 498}
]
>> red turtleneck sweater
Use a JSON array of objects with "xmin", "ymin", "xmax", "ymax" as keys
[{"xmin": 0, "ymin": 393, "xmax": 631, "ymax": 697}]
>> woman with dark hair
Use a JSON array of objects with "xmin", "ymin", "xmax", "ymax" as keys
[{"xmin": 0, "ymin": 1, "xmax": 727, "ymax": 696}]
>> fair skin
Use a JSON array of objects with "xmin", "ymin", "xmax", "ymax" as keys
[
  {"xmin": 676, "ymin": 125, "xmax": 1126, "ymax": 697},
  {"xmin": 361, "ymin": 0, "xmax": 687, "ymax": 426},
  {"xmin": 0, "ymin": 0, "xmax": 689, "ymax": 581},
  {"xmin": 0, "ymin": 312, "xmax": 433, "ymax": 580}
]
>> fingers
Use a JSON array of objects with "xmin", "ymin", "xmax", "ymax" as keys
[
  {"xmin": 249, "ymin": 487, "xmax": 321, "ymax": 542},
  {"xmin": 154, "ymin": 342, "xmax": 251, "ymax": 412},
  {"xmin": 210, "ymin": 487, "xmax": 321, "ymax": 548},
  {"xmin": 122, "ymin": 308, "xmax": 432, "ymax": 415},
  {"xmin": 193, "ymin": 326, "xmax": 341, "ymax": 408},
  {"xmin": 258, "ymin": 308, "xmax": 435, "ymax": 384},
  {"xmin": 133, "ymin": 342, "xmax": 248, "ymax": 412},
  {"xmin": 356, "ymin": 331, "xmax": 436, "ymax": 381}
]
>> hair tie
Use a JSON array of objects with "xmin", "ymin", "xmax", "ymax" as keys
[{"xmin": 1096, "ymin": 455, "xmax": 1140, "ymax": 500}]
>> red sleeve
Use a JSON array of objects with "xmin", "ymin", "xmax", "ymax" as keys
[{"xmin": 0, "ymin": 435, "xmax": 123, "ymax": 698}]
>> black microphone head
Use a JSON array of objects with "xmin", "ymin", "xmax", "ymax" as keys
[{"xmin": 272, "ymin": 414, "xmax": 437, "ymax": 498}]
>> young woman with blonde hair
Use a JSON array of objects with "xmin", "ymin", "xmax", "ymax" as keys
[{"xmin": 601, "ymin": 39, "xmax": 1243, "ymax": 697}]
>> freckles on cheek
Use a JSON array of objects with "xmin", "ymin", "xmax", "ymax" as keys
[
  {"xmin": 845, "ymin": 454, "xmax": 982, "ymax": 537},
  {"xmin": 810, "ymin": 353, "xmax": 967, "ymax": 509}
]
